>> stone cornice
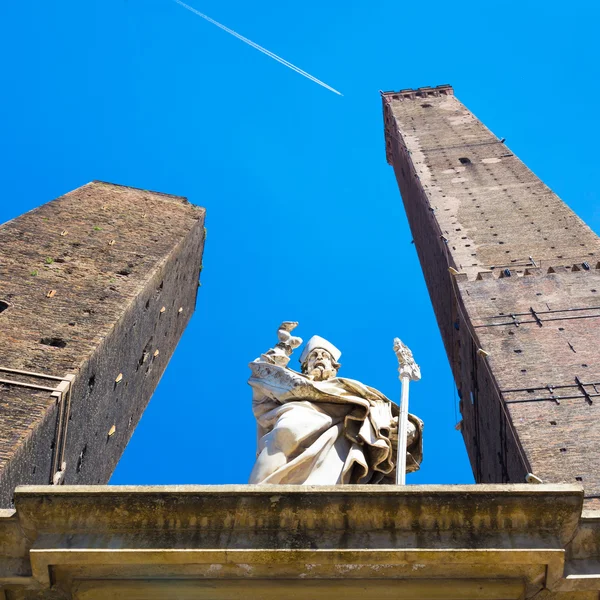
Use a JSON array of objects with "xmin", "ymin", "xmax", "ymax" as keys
[
  {"xmin": 3, "ymin": 484, "xmax": 600, "ymax": 598},
  {"xmin": 382, "ymin": 84, "xmax": 454, "ymax": 100}
]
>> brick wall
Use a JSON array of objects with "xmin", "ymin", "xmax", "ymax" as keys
[
  {"xmin": 383, "ymin": 87, "xmax": 600, "ymax": 505},
  {"xmin": 0, "ymin": 182, "xmax": 205, "ymax": 506}
]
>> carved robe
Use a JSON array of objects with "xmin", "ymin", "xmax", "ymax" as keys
[{"xmin": 248, "ymin": 360, "xmax": 423, "ymax": 485}]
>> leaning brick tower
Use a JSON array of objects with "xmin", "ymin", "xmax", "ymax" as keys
[
  {"xmin": 383, "ymin": 85, "xmax": 600, "ymax": 506},
  {"xmin": 0, "ymin": 182, "xmax": 205, "ymax": 506}
]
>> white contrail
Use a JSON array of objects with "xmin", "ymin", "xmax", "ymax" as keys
[{"xmin": 172, "ymin": 0, "xmax": 343, "ymax": 96}]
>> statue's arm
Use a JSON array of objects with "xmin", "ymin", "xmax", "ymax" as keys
[{"xmin": 255, "ymin": 322, "xmax": 303, "ymax": 367}]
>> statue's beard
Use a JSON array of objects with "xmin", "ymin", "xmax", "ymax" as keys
[{"xmin": 306, "ymin": 366, "xmax": 337, "ymax": 381}]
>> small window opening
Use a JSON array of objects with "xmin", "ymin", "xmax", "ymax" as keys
[
  {"xmin": 40, "ymin": 337, "xmax": 67, "ymax": 348},
  {"xmin": 76, "ymin": 445, "xmax": 87, "ymax": 473},
  {"xmin": 550, "ymin": 421, "xmax": 557, "ymax": 426},
  {"xmin": 576, "ymin": 476, "xmax": 583, "ymax": 481},
  {"xmin": 560, "ymin": 448, "xmax": 567, "ymax": 453},
  {"xmin": 458, "ymin": 157, "xmax": 471, "ymax": 165}
]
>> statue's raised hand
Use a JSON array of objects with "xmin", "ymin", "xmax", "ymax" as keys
[{"xmin": 277, "ymin": 322, "xmax": 302, "ymax": 350}]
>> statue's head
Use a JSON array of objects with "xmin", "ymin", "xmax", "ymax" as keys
[{"xmin": 300, "ymin": 336, "xmax": 341, "ymax": 381}]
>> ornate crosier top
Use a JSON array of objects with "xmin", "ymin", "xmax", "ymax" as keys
[{"xmin": 394, "ymin": 338, "xmax": 421, "ymax": 382}]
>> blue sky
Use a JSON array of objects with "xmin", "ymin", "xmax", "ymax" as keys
[{"xmin": 1, "ymin": 0, "xmax": 598, "ymax": 485}]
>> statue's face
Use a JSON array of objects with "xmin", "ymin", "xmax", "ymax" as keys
[{"xmin": 304, "ymin": 348, "xmax": 338, "ymax": 381}]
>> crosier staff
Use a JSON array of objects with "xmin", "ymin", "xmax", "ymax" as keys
[{"xmin": 393, "ymin": 338, "xmax": 421, "ymax": 485}]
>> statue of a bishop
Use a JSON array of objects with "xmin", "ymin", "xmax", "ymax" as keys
[{"xmin": 248, "ymin": 323, "xmax": 423, "ymax": 485}]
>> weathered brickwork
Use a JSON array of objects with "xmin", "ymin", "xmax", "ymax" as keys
[
  {"xmin": 0, "ymin": 182, "xmax": 205, "ymax": 506},
  {"xmin": 383, "ymin": 86, "xmax": 600, "ymax": 505}
]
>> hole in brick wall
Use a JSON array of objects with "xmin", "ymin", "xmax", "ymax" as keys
[
  {"xmin": 421, "ymin": 103, "xmax": 432, "ymax": 108},
  {"xmin": 576, "ymin": 477, "xmax": 583, "ymax": 481},
  {"xmin": 582, "ymin": 364, "xmax": 588, "ymax": 368},
  {"xmin": 459, "ymin": 157, "xmax": 471, "ymax": 165},
  {"xmin": 88, "ymin": 375, "xmax": 96, "ymax": 394},
  {"xmin": 550, "ymin": 421, "xmax": 557, "ymax": 425},
  {"xmin": 592, "ymin": 289, "xmax": 597, "ymax": 293},
  {"xmin": 558, "ymin": 327, "xmax": 565, "ymax": 331},
  {"xmin": 0, "ymin": 301, "xmax": 8, "ymax": 314},
  {"xmin": 76, "ymin": 445, "xmax": 87, "ymax": 473},
  {"xmin": 521, "ymin": 369, "xmax": 527, "ymax": 373},
  {"xmin": 560, "ymin": 448, "xmax": 567, "ymax": 453},
  {"xmin": 40, "ymin": 337, "xmax": 67, "ymax": 348}
]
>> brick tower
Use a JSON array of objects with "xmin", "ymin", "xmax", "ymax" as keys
[
  {"xmin": 383, "ymin": 86, "xmax": 600, "ymax": 506},
  {"xmin": 0, "ymin": 182, "xmax": 205, "ymax": 506}
]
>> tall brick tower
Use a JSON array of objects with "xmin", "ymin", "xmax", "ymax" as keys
[
  {"xmin": 383, "ymin": 86, "xmax": 600, "ymax": 506},
  {"xmin": 0, "ymin": 181, "xmax": 205, "ymax": 506}
]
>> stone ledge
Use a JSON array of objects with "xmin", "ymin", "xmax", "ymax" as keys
[
  {"xmin": 13, "ymin": 484, "xmax": 583, "ymax": 548},
  {"xmin": 1, "ymin": 484, "xmax": 596, "ymax": 598}
]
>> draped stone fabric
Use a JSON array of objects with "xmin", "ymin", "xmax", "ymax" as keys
[{"xmin": 248, "ymin": 361, "xmax": 423, "ymax": 485}]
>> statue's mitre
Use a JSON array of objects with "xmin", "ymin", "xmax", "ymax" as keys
[{"xmin": 299, "ymin": 335, "xmax": 342, "ymax": 364}]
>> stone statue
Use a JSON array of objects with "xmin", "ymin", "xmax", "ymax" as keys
[{"xmin": 248, "ymin": 322, "xmax": 423, "ymax": 485}]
